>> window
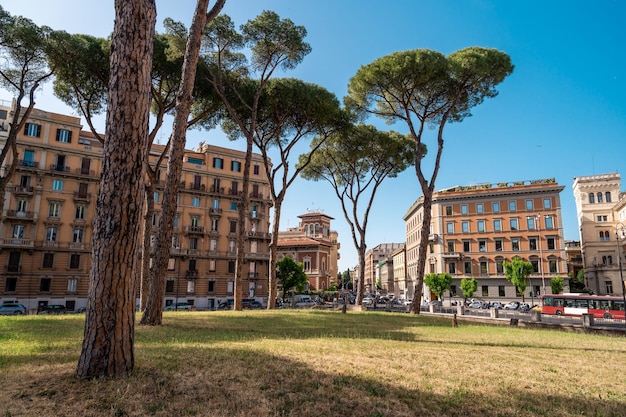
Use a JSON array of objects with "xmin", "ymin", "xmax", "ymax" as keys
[
  {"xmin": 498, "ymin": 285, "xmax": 505, "ymax": 297},
  {"xmin": 49, "ymin": 202, "xmax": 61, "ymax": 218},
  {"xmin": 547, "ymin": 237, "xmax": 556, "ymax": 250},
  {"xmin": 208, "ymin": 259, "xmax": 216, "ymax": 272},
  {"xmin": 73, "ymin": 228, "xmax": 84, "ymax": 243},
  {"xmin": 13, "ymin": 224, "xmax": 24, "ymax": 239},
  {"xmin": 463, "ymin": 241, "xmax": 470, "ymax": 252},
  {"xmin": 461, "ymin": 204, "xmax": 468, "ymax": 215},
  {"xmin": 303, "ymin": 259, "xmax": 311, "ymax": 271},
  {"xmin": 493, "ymin": 219, "xmax": 501, "ymax": 231},
  {"xmin": 152, "ymin": 212, "xmax": 158, "ymax": 226},
  {"xmin": 510, "ymin": 218, "xmax": 518, "ymax": 231},
  {"xmin": 448, "ymin": 262, "xmax": 456, "ymax": 274},
  {"xmin": 46, "ymin": 227, "xmax": 58, "ymax": 242},
  {"xmin": 492, "ymin": 202, "xmax": 500, "ymax": 213},
  {"xmin": 56, "ymin": 128, "xmax": 72, "ymax": 143},
  {"xmin": 192, "ymin": 197, "xmax": 200, "ymax": 207},
  {"xmin": 496, "ymin": 260, "xmax": 504, "ymax": 274},
  {"xmin": 231, "ymin": 161, "xmax": 241, "ymax": 172},
  {"xmin": 480, "ymin": 261, "xmax": 488, "ymax": 275},
  {"xmin": 508, "ymin": 201, "xmax": 517, "ymax": 212},
  {"xmin": 166, "ymin": 280, "xmax": 175, "ymax": 293},
  {"xmin": 477, "ymin": 220, "xmax": 485, "ymax": 232},
  {"xmin": 24, "ymin": 123, "xmax": 41, "ymax": 137},
  {"xmin": 173, "ymin": 214, "xmax": 179, "ymax": 228},
  {"xmin": 446, "ymin": 222, "xmax": 454, "ymax": 234},
  {"xmin": 67, "ymin": 278, "xmax": 78, "ymax": 292},
  {"xmin": 462, "ymin": 221, "xmax": 470, "ymax": 233},
  {"xmin": 230, "ymin": 202, "xmax": 237, "ymax": 211},
  {"xmin": 75, "ymin": 205, "xmax": 86, "ymax": 220},
  {"xmin": 227, "ymin": 281, "xmax": 234, "ymax": 293},
  {"xmin": 190, "ymin": 237, "xmax": 199, "ymax": 250},
  {"xmin": 589, "ymin": 193, "xmax": 595, "ymax": 203},
  {"xmin": 482, "ymin": 286, "xmax": 489, "ymax": 296},
  {"xmin": 511, "ymin": 238, "xmax": 520, "ymax": 251},
  {"xmin": 153, "ymin": 192, "xmax": 159, "ymax": 203},
  {"xmin": 478, "ymin": 240, "xmax": 486, "ymax": 252},
  {"xmin": 40, "ymin": 277, "xmax": 52, "ymax": 292},
  {"xmin": 527, "ymin": 216, "xmax": 536, "ymax": 230},
  {"xmin": 549, "ymin": 260, "xmax": 557, "ymax": 273},
  {"xmin": 228, "ymin": 260, "xmax": 236, "ymax": 274},
  {"xmin": 464, "ymin": 261, "xmax": 472, "ymax": 274},
  {"xmin": 450, "ymin": 285, "xmax": 457, "ymax": 296},
  {"xmin": 210, "ymin": 218, "xmax": 219, "ymax": 232},
  {"xmin": 605, "ymin": 281, "xmax": 613, "ymax": 294},
  {"xmin": 531, "ymin": 260, "xmax": 539, "ymax": 273},
  {"xmin": 445, "ymin": 206, "xmax": 453, "ymax": 215},
  {"xmin": 187, "ymin": 157, "xmax": 203, "ymax": 165},
  {"xmin": 70, "ymin": 254, "xmax": 80, "ymax": 269},
  {"xmin": 544, "ymin": 216, "xmax": 554, "ymax": 229},
  {"xmin": 168, "ymin": 258, "xmax": 175, "ymax": 270},
  {"xmin": 525, "ymin": 199, "xmax": 534, "ymax": 210},
  {"xmin": 229, "ymin": 220, "xmax": 237, "ymax": 234},
  {"xmin": 605, "ymin": 192, "xmax": 612, "ymax": 203},
  {"xmin": 5, "ymin": 277, "xmax": 17, "ymax": 292},
  {"xmin": 529, "ymin": 237, "xmax": 538, "ymax": 250},
  {"xmin": 476, "ymin": 203, "xmax": 483, "ymax": 214},
  {"xmin": 447, "ymin": 241, "xmax": 455, "ymax": 252},
  {"xmin": 429, "ymin": 243, "xmax": 434, "ymax": 253},
  {"xmin": 495, "ymin": 239, "xmax": 503, "ymax": 251},
  {"xmin": 208, "ymin": 280, "xmax": 216, "ymax": 293},
  {"xmin": 16, "ymin": 199, "xmax": 28, "ymax": 213},
  {"xmin": 187, "ymin": 280, "xmax": 195, "ymax": 294},
  {"xmin": 191, "ymin": 216, "xmax": 200, "ymax": 227},
  {"xmin": 253, "ymin": 164, "xmax": 260, "ymax": 175},
  {"xmin": 597, "ymin": 215, "xmax": 608, "ymax": 222},
  {"xmin": 52, "ymin": 179, "xmax": 63, "ymax": 191},
  {"xmin": 597, "ymin": 192, "xmax": 603, "ymax": 203},
  {"xmin": 43, "ymin": 253, "xmax": 54, "ymax": 268},
  {"xmin": 543, "ymin": 198, "xmax": 552, "ymax": 209}
]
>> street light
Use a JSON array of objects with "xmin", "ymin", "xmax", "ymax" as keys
[{"xmin": 614, "ymin": 221, "xmax": 626, "ymax": 327}]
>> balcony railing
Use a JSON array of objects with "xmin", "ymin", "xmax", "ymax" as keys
[
  {"xmin": 186, "ymin": 270, "xmax": 199, "ymax": 279},
  {"xmin": 14, "ymin": 186, "xmax": 34, "ymax": 195},
  {"xmin": 442, "ymin": 252, "xmax": 461, "ymax": 259},
  {"xmin": 5, "ymin": 210, "xmax": 34, "ymax": 219},
  {"xmin": 49, "ymin": 164, "xmax": 71, "ymax": 172},
  {"xmin": 73, "ymin": 192, "xmax": 91, "ymax": 201},
  {"xmin": 189, "ymin": 184, "xmax": 205, "ymax": 192},
  {"xmin": 75, "ymin": 167, "xmax": 96, "ymax": 176},
  {"xmin": 0, "ymin": 238, "xmax": 33, "ymax": 248},
  {"xmin": 184, "ymin": 225, "xmax": 205, "ymax": 234},
  {"xmin": 19, "ymin": 160, "xmax": 39, "ymax": 168}
]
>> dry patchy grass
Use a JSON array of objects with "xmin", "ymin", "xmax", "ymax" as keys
[{"xmin": 0, "ymin": 310, "xmax": 625, "ymax": 416}]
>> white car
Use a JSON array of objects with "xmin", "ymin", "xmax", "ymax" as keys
[
  {"xmin": 164, "ymin": 302, "xmax": 193, "ymax": 311},
  {"xmin": 295, "ymin": 299, "xmax": 316, "ymax": 308}
]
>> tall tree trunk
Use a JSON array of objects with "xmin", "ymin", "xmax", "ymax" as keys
[
  {"xmin": 140, "ymin": 0, "xmax": 214, "ymax": 325},
  {"xmin": 76, "ymin": 0, "xmax": 156, "ymax": 379},
  {"xmin": 267, "ymin": 197, "xmax": 282, "ymax": 309},
  {"xmin": 139, "ymin": 179, "xmax": 156, "ymax": 311}
]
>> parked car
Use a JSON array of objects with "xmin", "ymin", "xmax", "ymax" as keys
[
  {"xmin": 37, "ymin": 304, "xmax": 67, "ymax": 315},
  {"xmin": 217, "ymin": 299, "xmax": 234, "ymax": 310},
  {"xmin": 295, "ymin": 299, "xmax": 316, "ymax": 308},
  {"xmin": 467, "ymin": 301, "xmax": 483, "ymax": 309},
  {"xmin": 362, "ymin": 297, "xmax": 375, "ymax": 306},
  {"xmin": 490, "ymin": 302, "xmax": 504, "ymax": 309},
  {"xmin": 0, "ymin": 303, "xmax": 27, "ymax": 315},
  {"xmin": 243, "ymin": 299, "xmax": 263, "ymax": 309},
  {"xmin": 504, "ymin": 301, "xmax": 520, "ymax": 310},
  {"xmin": 428, "ymin": 300, "xmax": 443, "ymax": 307},
  {"xmin": 164, "ymin": 302, "xmax": 193, "ymax": 311}
]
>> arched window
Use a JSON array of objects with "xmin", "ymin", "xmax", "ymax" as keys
[
  {"xmin": 597, "ymin": 192, "xmax": 603, "ymax": 203},
  {"xmin": 589, "ymin": 193, "xmax": 595, "ymax": 203},
  {"xmin": 608, "ymin": 255, "xmax": 613, "ymax": 265},
  {"xmin": 602, "ymin": 256, "xmax": 607, "ymax": 265},
  {"xmin": 600, "ymin": 231, "xmax": 606, "ymax": 241},
  {"xmin": 606, "ymin": 192, "xmax": 612, "ymax": 203}
]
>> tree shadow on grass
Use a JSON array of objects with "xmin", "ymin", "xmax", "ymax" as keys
[{"xmin": 2, "ymin": 343, "xmax": 624, "ymax": 417}]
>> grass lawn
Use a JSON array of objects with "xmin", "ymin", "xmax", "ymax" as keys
[{"xmin": 1, "ymin": 309, "xmax": 625, "ymax": 417}]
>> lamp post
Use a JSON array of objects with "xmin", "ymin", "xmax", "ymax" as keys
[{"xmin": 615, "ymin": 221, "xmax": 626, "ymax": 326}]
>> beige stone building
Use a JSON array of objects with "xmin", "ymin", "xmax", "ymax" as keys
[
  {"xmin": 403, "ymin": 178, "xmax": 567, "ymax": 303},
  {"xmin": 573, "ymin": 173, "xmax": 626, "ymax": 296},
  {"xmin": 362, "ymin": 243, "xmax": 404, "ymax": 294},
  {"xmin": 0, "ymin": 102, "xmax": 272, "ymax": 311}
]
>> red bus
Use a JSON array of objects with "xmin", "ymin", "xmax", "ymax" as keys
[{"xmin": 540, "ymin": 293, "xmax": 625, "ymax": 320}]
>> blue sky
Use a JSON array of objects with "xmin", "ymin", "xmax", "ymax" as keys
[{"xmin": 2, "ymin": 0, "xmax": 625, "ymax": 272}]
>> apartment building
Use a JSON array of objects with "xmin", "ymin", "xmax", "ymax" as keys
[
  {"xmin": 573, "ymin": 173, "xmax": 626, "ymax": 296},
  {"xmin": 362, "ymin": 243, "xmax": 404, "ymax": 294},
  {"xmin": 0, "ymin": 102, "xmax": 272, "ymax": 311},
  {"xmin": 403, "ymin": 178, "xmax": 567, "ymax": 303},
  {"xmin": 276, "ymin": 211, "xmax": 339, "ymax": 291},
  {"xmin": 391, "ymin": 244, "xmax": 407, "ymax": 298}
]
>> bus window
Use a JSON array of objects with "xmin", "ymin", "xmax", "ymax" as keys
[
  {"xmin": 543, "ymin": 297, "xmax": 553, "ymax": 306},
  {"xmin": 574, "ymin": 299, "xmax": 588, "ymax": 308},
  {"xmin": 554, "ymin": 298, "xmax": 564, "ymax": 307}
]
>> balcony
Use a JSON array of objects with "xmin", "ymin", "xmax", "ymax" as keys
[
  {"xmin": 49, "ymin": 164, "xmax": 71, "ymax": 173},
  {"xmin": 5, "ymin": 210, "xmax": 35, "ymax": 220},
  {"xmin": 73, "ymin": 192, "xmax": 91, "ymax": 202},
  {"xmin": 209, "ymin": 186, "xmax": 225, "ymax": 195},
  {"xmin": 13, "ymin": 185, "xmax": 34, "ymax": 196},
  {"xmin": 75, "ymin": 167, "xmax": 96, "ymax": 177},
  {"xmin": 228, "ymin": 188, "xmax": 242, "ymax": 197},
  {"xmin": 245, "ymin": 252, "xmax": 270, "ymax": 261},
  {"xmin": 0, "ymin": 238, "xmax": 33, "ymax": 248},
  {"xmin": 186, "ymin": 270, "xmax": 199, "ymax": 279},
  {"xmin": 184, "ymin": 225, "xmax": 205, "ymax": 235},
  {"xmin": 246, "ymin": 231, "xmax": 271, "ymax": 240},
  {"xmin": 442, "ymin": 252, "xmax": 461, "ymax": 259},
  {"xmin": 189, "ymin": 183, "xmax": 205, "ymax": 193},
  {"xmin": 18, "ymin": 159, "xmax": 39, "ymax": 169},
  {"xmin": 209, "ymin": 207, "xmax": 222, "ymax": 216}
]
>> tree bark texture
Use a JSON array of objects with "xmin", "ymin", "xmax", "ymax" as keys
[{"xmin": 76, "ymin": 0, "xmax": 156, "ymax": 379}]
